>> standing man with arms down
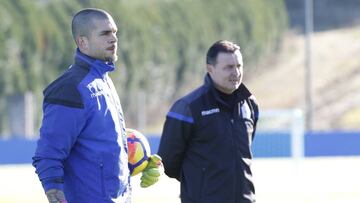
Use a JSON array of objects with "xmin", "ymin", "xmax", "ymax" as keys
[
  {"xmin": 158, "ymin": 40, "xmax": 259, "ymax": 203},
  {"xmin": 33, "ymin": 8, "xmax": 162, "ymax": 203}
]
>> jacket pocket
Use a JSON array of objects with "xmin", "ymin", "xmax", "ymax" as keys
[
  {"xmin": 181, "ymin": 161, "xmax": 206, "ymax": 200},
  {"xmin": 99, "ymin": 161, "xmax": 106, "ymax": 197},
  {"xmin": 101, "ymin": 153, "xmax": 124, "ymax": 198}
]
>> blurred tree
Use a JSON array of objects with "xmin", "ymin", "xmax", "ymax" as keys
[{"xmin": 0, "ymin": 0, "xmax": 287, "ymax": 135}]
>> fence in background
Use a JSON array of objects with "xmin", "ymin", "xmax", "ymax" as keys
[{"xmin": 1, "ymin": 131, "xmax": 360, "ymax": 164}]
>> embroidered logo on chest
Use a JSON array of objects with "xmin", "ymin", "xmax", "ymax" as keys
[
  {"xmin": 86, "ymin": 79, "xmax": 107, "ymax": 110},
  {"xmin": 87, "ymin": 80, "xmax": 105, "ymax": 98},
  {"xmin": 201, "ymin": 108, "xmax": 220, "ymax": 116}
]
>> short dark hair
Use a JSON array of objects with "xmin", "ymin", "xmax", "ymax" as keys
[
  {"xmin": 71, "ymin": 8, "xmax": 111, "ymax": 42},
  {"xmin": 206, "ymin": 40, "xmax": 241, "ymax": 65}
]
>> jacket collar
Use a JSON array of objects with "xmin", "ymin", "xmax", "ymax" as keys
[
  {"xmin": 74, "ymin": 48, "xmax": 115, "ymax": 77},
  {"xmin": 204, "ymin": 73, "xmax": 252, "ymax": 104}
]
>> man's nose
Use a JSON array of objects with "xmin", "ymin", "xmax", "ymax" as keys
[
  {"xmin": 233, "ymin": 67, "xmax": 240, "ymax": 76},
  {"xmin": 109, "ymin": 34, "xmax": 117, "ymax": 43}
]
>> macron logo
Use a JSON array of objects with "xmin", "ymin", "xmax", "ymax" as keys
[{"xmin": 201, "ymin": 108, "xmax": 220, "ymax": 116}]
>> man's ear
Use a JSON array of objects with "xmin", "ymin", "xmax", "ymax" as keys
[
  {"xmin": 206, "ymin": 64, "xmax": 214, "ymax": 73},
  {"xmin": 76, "ymin": 36, "xmax": 88, "ymax": 50}
]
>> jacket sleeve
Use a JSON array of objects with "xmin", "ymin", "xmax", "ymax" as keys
[
  {"xmin": 32, "ymin": 102, "xmax": 86, "ymax": 192},
  {"xmin": 158, "ymin": 100, "xmax": 194, "ymax": 181}
]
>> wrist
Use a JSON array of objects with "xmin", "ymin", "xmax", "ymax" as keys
[{"xmin": 46, "ymin": 189, "xmax": 66, "ymax": 203}]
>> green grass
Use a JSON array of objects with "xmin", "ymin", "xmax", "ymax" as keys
[{"xmin": 2, "ymin": 157, "xmax": 360, "ymax": 203}]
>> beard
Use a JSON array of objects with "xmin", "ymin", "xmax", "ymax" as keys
[{"xmin": 105, "ymin": 54, "xmax": 117, "ymax": 63}]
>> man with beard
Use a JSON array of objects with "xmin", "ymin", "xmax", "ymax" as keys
[{"xmin": 33, "ymin": 8, "xmax": 162, "ymax": 203}]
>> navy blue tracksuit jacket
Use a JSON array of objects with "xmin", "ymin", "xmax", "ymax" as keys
[{"xmin": 158, "ymin": 74, "xmax": 259, "ymax": 203}]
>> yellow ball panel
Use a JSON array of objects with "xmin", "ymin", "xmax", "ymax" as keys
[{"xmin": 131, "ymin": 160, "xmax": 148, "ymax": 176}]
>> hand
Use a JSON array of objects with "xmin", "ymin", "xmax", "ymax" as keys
[
  {"xmin": 140, "ymin": 154, "xmax": 164, "ymax": 188},
  {"xmin": 45, "ymin": 189, "xmax": 67, "ymax": 203}
]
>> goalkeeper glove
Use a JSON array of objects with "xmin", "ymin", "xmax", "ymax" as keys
[
  {"xmin": 140, "ymin": 154, "xmax": 164, "ymax": 188},
  {"xmin": 45, "ymin": 189, "xmax": 67, "ymax": 203}
]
